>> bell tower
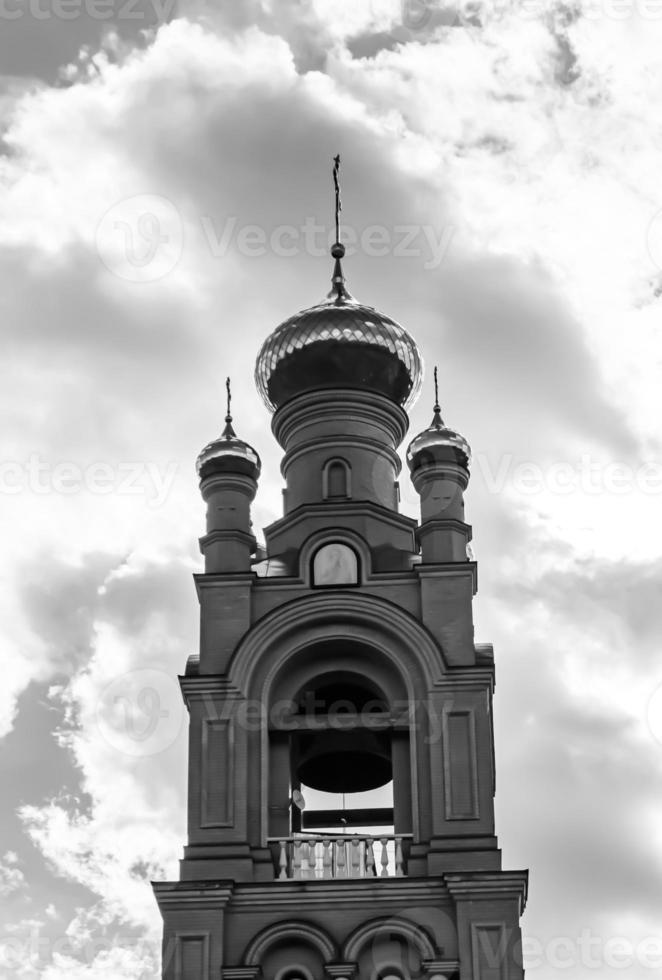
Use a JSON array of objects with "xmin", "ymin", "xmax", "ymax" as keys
[{"xmin": 153, "ymin": 160, "xmax": 528, "ymax": 980}]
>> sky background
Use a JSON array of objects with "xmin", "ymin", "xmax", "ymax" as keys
[{"xmin": 1, "ymin": 0, "xmax": 662, "ymax": 977}]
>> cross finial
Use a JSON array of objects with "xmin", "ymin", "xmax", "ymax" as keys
[
  {"xmin": 333, "ymin": 154, "xmax": 341, "ymax": 245},
  {"xmin": 222, "ymin": 377, "xmax": 236, "ymax": 439},
  {"xmin": 328, "ymin": 154, "xmax": 351, "ymax": 303},
  {"xmin": 431, "ymin": 366, "xmax": 444, "ymax": 427}
]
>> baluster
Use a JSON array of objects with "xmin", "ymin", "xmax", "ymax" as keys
[
  {"xmin": 278, "ymin": 840, "xmax": 288, "ymax": 880},
  {"xmin": 350, "ymin": 837, "xmax": 361, "ymax": 877},
  {"xmin": 365, "ymin": 837, "xmax": 375, "ymax": 877},
  {"xmin": 302, "ymin": 840, "xmax": 313, "ymax": 879},
  {"xmin": 322, "ymin": 838, "xmax": 332, "ymax": 879},
  {"xmin": 395, "ymin": 836, "xmax": 404, "ymax": 877},
  {"xmin": 336, "ymin": 838, "xmax": 347, "ymax": 878},
  {"xmin": 293, "ymin": 839, "xmax": 303, "ymax": 879},
  {"xmin": 379, "ymin": 837, "xmax": 389, "ymax": 877},
  {"xmin": 310, "ymin": 837, "xmax": 321, "ymax": 877}
]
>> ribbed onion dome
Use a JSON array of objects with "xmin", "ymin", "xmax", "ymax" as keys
[
  {"xmin": 407, "ymin": 402, "xmax": 471, "ymax": 473},
  {"xmin": 196, "ymin": 411, "xmax": 261, "ymax": 481},
  {"xmin": 254, "ymin": 245, "xmax": 423, "ymax": 412}
]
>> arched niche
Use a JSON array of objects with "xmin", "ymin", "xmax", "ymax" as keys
[
  {"xmin": 322, "ymin": 457, "xmax": 351, "ymax": 499},
  {"xmin": 311, "ymin": 542, "xmax": 359, "ymax": 587}
]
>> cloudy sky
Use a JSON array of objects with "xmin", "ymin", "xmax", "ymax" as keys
[{"xmin": 1, "ymin": 0, "xmax": 662, "ymax": 977}]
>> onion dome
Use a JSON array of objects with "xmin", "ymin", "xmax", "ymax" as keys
[
  {"xmin": 256, "ymin": 155, "xmax": 423, "ymax": 412},
  {"xmin": 196, "ymin": 379, "xmax": 261, "ymax": 481},
  {"xmin": 407, "ymin": 368, "xmax": 471, "ymax": 473},
  {"xmin": 254, "ymin": 243, "xmax": 423, "ymax": 412}
]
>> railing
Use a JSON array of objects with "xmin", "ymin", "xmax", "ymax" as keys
[{"xmin": 270, "ymin": 835, "xmax": 408, "ymax": 880}]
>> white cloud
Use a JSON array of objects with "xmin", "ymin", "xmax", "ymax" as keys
[{"xmin": 0, "ymin": 852, "xmax": 26, "ymax": 897}]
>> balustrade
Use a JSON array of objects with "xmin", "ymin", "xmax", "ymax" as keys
[{"xmin": 270, "ymin": 835, "xmax": 407, "ymax": 880}]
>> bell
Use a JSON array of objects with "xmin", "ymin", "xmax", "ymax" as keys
[{"xmin": 296, "ymin": 730, "xmax": 392, "ymax": 794}]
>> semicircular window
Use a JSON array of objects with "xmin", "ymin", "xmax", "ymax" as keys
[{"xmin": 312, "ymin": 542, "xmax": 359, "ymax": 587}]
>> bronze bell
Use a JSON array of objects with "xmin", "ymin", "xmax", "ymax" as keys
[{"xmin": 297, "ymin": 730, "xmax": 392, "ymax": 794}]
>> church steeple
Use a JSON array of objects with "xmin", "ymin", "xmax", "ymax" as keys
[
  {"xmin": 196, "ymin": 377, "xmax": 260, "ymax": 573},
  {"xmin": 407, "ymin": 367, "xmax": 472, "ymax": 562},
  {"xmin": 153, "ymin": 160, "xmax": 527, "ymax": 980}
]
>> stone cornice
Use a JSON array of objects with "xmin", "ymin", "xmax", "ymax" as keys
[
  {"xmin": 416, "ymin": 519, "xmax": 473, "ymax": 542},
  {"xmin": 265, "ymin": 499, "xmax": 417, "ymax": 540},
  {"xmin": 194, "ymin": 572, "xmax": 256, "ymax": 601},
  {"xmin": 152, "ymin": 880, "xmax": 234, "ymax": 911},
  {"xmin": 199, "ymin": 529, "xmax": 257, "ymax": 549},
  {"xmin": 272, "ymin": 388, "xmax": 409, "ymax": 450},
  {"xmin": 415, "ymin": 560, "xmax": 478, "ymax": 594},
  {"xmin": 444, "ymin": 871, "xmax": 529, "ymax": 913},
  {"xmin": 179, "ymin": 675, "xmax": 244, "ymax": 703},
  {"xmin": 228, "ymin": 876, "xmax": 451, "ymax": 909},
  {"xmin": 432, "ymin": 666, "xmax": 495, "ymax": 693}
]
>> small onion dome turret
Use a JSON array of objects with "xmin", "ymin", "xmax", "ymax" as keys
[
  {"xmin": 196, "ymin": 382, "xmax": 261, "ymax": 481},
  {"xmin": 407, "ymin": 393, "xmax": 471, "ymax": 475},
  {"xmin": 254, "ymin": 244, "xmax": 423, "ymax": 412}
]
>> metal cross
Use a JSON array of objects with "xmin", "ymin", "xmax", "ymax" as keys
[{"xmin": 333, "ymin": 154, "xmax": 342, "ymax": 244}]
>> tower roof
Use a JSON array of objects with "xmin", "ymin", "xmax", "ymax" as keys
[
  {"xmin": 254, "ymin": 288, "xmax": 423, "ymax": 412},
  {"xmin": 406, "ymin": 367, "xmax": 471, "ymax": 472},
  {"xmin": 196, "ymin": 379, "xmax": 261, "ymax": 480},
  {"xmin": 254, "ymin": 155, "xmax": 423, "ymax": 413}
]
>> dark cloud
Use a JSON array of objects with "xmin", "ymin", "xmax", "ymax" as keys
[{"xmin": 0, "ymin": 3, "xmax": 169, "ymax": 82}]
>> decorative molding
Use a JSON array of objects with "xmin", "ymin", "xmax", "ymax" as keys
[
  {"xmin": 201, "ymin": 718, "xmax": 234, "ymax": 828},
  {"xmin": 229, "ymin": 591, "xmax": 447, "ymax": 696},
  {"xmin": 324, "ymin": 964, "xmax": 358, "ymax": 980},
  {"xmin": 228, "ymin": 879, "xmax": 450, "ymax": 909},
  {"xmin": 179, "ymin": 675, "xmax": 244, "ymax": 703},
  {"xmin": 444, "ymin": 871, "xmax": 529, "ymax": 913},
  {"xmin": 264, "ymin": 498, "xmax": 417, "ymax": 541},
  {"xmin": 243, "ymin": 921, "xmax": 337, "ymax": 966},
  {"xmin": 422, "ymin": 959, "xmax": 460, "ymax": 980},
  {"xmin": 222, "ymin": 968, "xmax": 262, "ymax": 980},
  {"xmin": 342, "ymin": 916, "xmax": 437, "ymax": 962},
  {"xmin": 442, "ymin": 707, "xmax": 480, "ymax": 821},
  {"xmin": 173, "ymin": 932, "xmax": 210, "ymax": 980},
  {"xmin": 471, "ymin": 923, "xmax": 508, "ymax": 980}
]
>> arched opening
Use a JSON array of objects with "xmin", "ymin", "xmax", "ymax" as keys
[{"xmin": 267, "ymin": 644, "xmax": 412, "ymax": 878}]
